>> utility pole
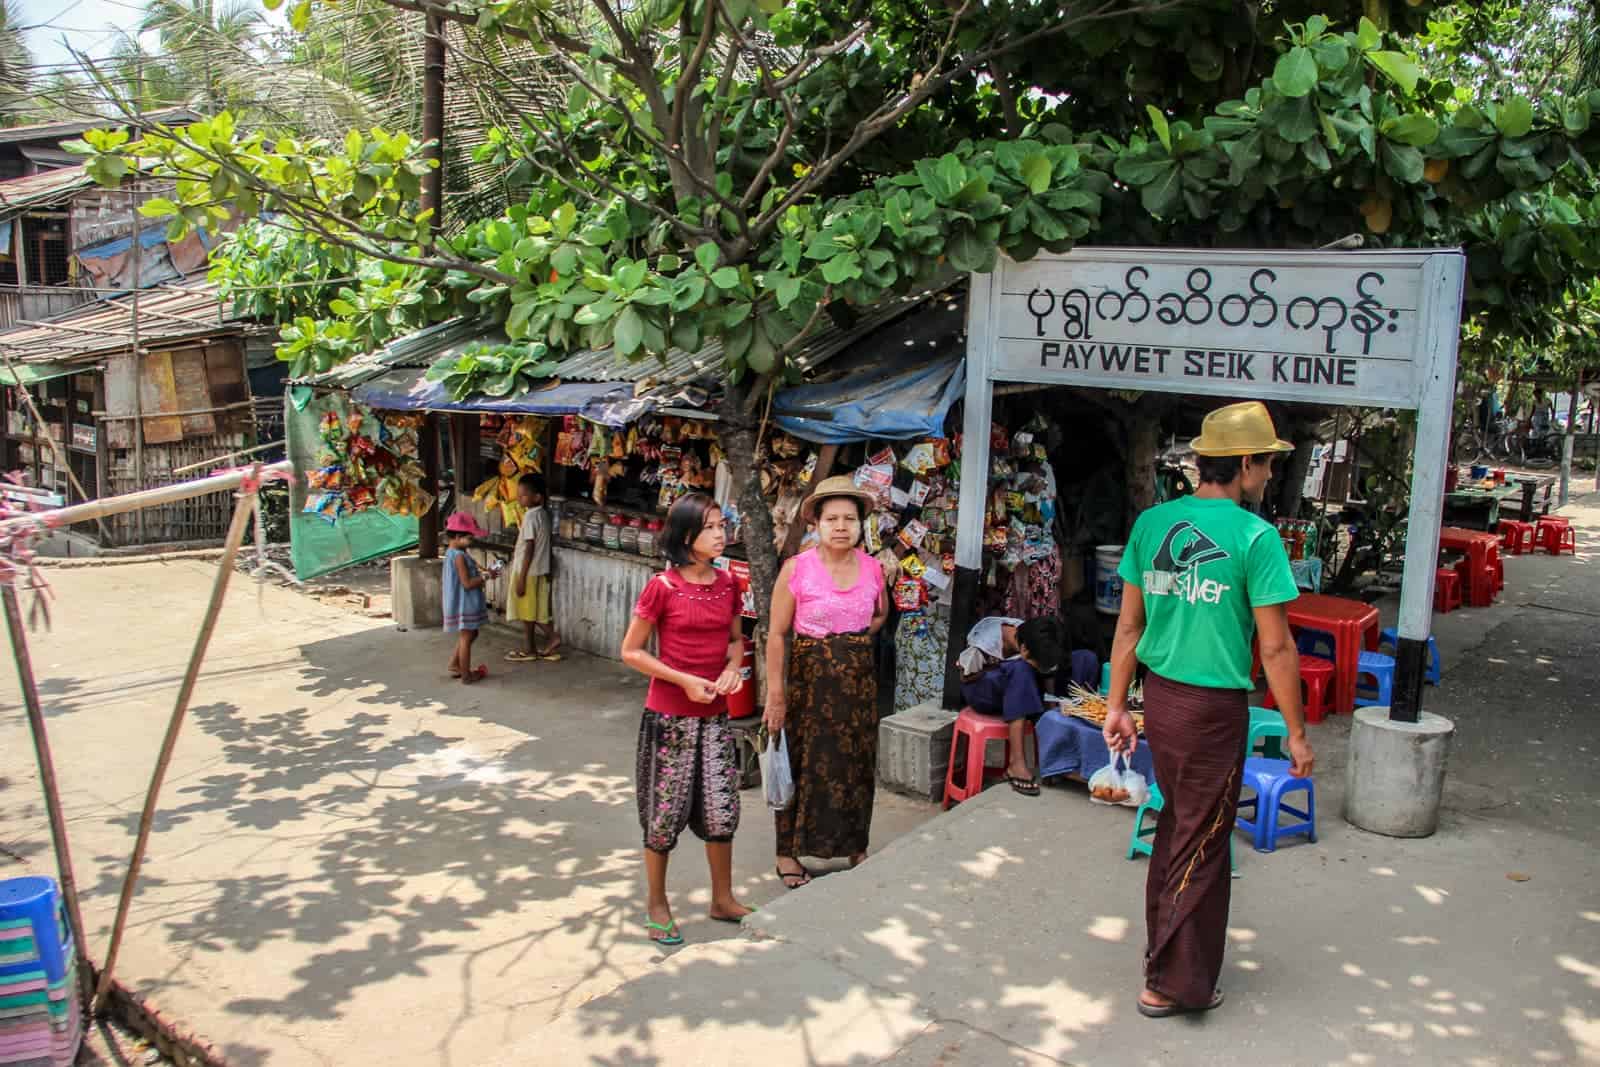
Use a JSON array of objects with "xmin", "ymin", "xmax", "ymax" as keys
[
  {"xmin": 131, "ymin": 185, "xmax": 145, "ymax": 545},
  {"xmin": 416, "ymin": 13, "xmax": 446, "ymax": 560}
]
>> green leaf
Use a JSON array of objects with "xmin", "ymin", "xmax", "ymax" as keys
[
  {"xmin": 710, "ymin": 266, "xmax": 741, "ymax": 289},
  {"xmin": 1368, "ymin": 51, "xmax": 1420, "ymax": 95},
  {"xmin": 774, "ymin": 275, "xmax": 803, "ymax": 308},
  {"xmin": 328, "ymin": 299, "xmax": 357, "ymax": 316},
  {"xmin": 945, "ymin": 226, "xmax": 995, "ymax": 273},
  {"xmin": 617, "ymin": 260, "xmax": 647, "ymax": 290},
  {"xmin": 614, "ymin": 306, "xmax": 645, "ymax": 356},
  {"xmin": 820, "ymin": 252, "xmax": 860, "ymax": 284},
  {"xmin": 1013, "ymin": 152, "xmax": 1049, "ymax": 195},
  {"xmin": 1144, "ymin": 107, "xmax": 1172, "ymax": 152},
  {"xmin": 1187, "ymin": 39, "xmax": 1224, "ymax": 82},
  {"xmin": 1380, "ymin": 141, "xmax": 1425, "ymax": 184},
  {"xmin": 1356, "ymin": 16, "xmax": 1381, "ymax": 51},
  {"xmin": 1273, "ymin": 47, "xmax": 1319, "ymax": 98},
  {"xmin": 1382, "ymin": 113, "xmax": 1440, "ymax": 147},
  {"xmin": 1562, "ymin": 96, "xmax": 1591, "ymax": 134},
  {"xmin": 290, "ymin": 0, "xmax": 311, "ymax": 31},
  {"xmin": 1494, "ymin": 96, "xmax": 1534, "ymax": 138},
  {"xmin": 695, "ymin": 242, "xmax": 720, "ymax": 273},
  {"xmin": 138, "ymin": 197, "xmax": 178, "ymax": 218},
  {"xmin": 1139, "ymin": 162, "xmax": 1183, "ymax": 216}
]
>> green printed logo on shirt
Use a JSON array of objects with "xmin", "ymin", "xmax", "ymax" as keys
[{"xmin": 1118, "ymin": 496, "xmax": 1299, "ymax": 690}]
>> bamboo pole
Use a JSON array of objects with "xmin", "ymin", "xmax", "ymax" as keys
[
  {"xmin": 94, "ymin": 464, "xmax": 261, "ymax": 1006},
  {"xmin": 1, "ymin": 584, "xmax": 95, "ymax": 1007},
  {"xmin": 1, "ymin": 460, "xmax": 289, "ymax": 535}
]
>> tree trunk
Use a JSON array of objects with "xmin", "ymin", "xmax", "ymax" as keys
[
  {"xmin": 1125, "ymin": 399, "xmax": 1163, "ymax": 530},
  {"xmin": 1278, "ymin": 431, "xmax": 1316, "ymax": 518},
  {"xmin": 716, "ymin": 382, "xmax": 780, "ymax": 631}
]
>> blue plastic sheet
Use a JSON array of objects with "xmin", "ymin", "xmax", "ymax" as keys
[
  {"xmin": 773, "ymin": 349, "xmax": 965, "ymax": 444},
  {"xmin": 350, "ymin": 368, "xmax": 639, "ymax": 424}
]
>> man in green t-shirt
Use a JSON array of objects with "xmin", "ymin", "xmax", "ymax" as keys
[{"xmin": 1103, "ymin": 400, "xmax": 1315, "ymax": 1020}]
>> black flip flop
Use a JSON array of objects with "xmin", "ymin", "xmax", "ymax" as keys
[
  {"xmin": 774, "ymin": 863, "xmax": 812, "ymax": 890},
  {"xmin": 1137, "ymin": 989, "xmax": 1225, "ymax": 1018},
  {"xmin": 1006, "ymin": 775, "xmax": 1041, "ymax": 797}
]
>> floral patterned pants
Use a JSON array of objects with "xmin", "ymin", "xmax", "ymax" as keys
[{"xmin": 636, "ymin": 710, "xmax": 741, "ymax": 853}]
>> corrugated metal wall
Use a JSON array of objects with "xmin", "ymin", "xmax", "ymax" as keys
[{"xmin": 551, "ymin": 544, "xmax": 659, "ymax": 660}]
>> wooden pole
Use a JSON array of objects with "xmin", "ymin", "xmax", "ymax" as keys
[
  {"xmin": 1, "ymin": 460, "xmax": 288, "ymax": 535},
  {"xmin": 94, "ymin": 465, "xmax": 261, "ymax": 1006},
  {"xmin": 1, "ymin": 584, "xmax": 95, "ymax": 1006},
  {"xmin": 131, "ymin": 193, "xmax": 146, "ymax": 545}
]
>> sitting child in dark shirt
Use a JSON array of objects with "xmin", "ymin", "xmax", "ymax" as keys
[{"xmin": 960, "ymin": 617, "xmax": 1064, "ymax": 796}]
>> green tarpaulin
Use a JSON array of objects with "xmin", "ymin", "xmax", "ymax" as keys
[{"xmin": 287, "ymin": 390, "xmax": 418, "ymax": 581}]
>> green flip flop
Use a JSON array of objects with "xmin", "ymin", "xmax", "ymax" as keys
[{"xmin": 645, "ymin": 919, "xmax": 683, "ymax": 946}]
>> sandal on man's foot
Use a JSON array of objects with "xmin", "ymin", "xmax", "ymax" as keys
[
  {"xmin": 644, "ymin": 919, "xmax": 683, "ymax": 946},
  {"xmin": 1137, "ymin": 989, "xmax": 1224, "ymax": 1018},
  {"xmin": 1006, "ymin": 775, "xmax": 1041, "ymax": 797},
  {"xmin": 774, "ymin": 863, "xmax": 811, "ymax": 890}
]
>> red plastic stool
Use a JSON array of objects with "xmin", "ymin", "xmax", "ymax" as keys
[
  {"xmin": 1433, "ymin": 567, "xmax": 1462, "ymax": 614},
  {"xmin": 1497, "ymin": 519, "xmax": 1536, "ymax": 555},
  {"xmin": 1262, "ymin": 657, "xmax": 1335, "ymax": 724},
  {"xmin": 1536, "ymin": 516, "xmax": 1576, "ymax": 556},
  {"xmin": 943, "ymin": 707, "xmax": 1036, "ymax": 810}
]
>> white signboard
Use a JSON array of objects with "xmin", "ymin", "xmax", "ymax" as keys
[{"xmin": 983, "ymin": 247, "xmax": 1465, "ymax": 409}]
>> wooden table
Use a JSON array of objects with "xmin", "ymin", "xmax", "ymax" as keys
[
  {"xmin": 1439, "ymin": 526, "xmax": 1502, "ymax": 607},
  {"xmin": 1285, "ymin": 593, "xmax": 1381, "ymax": 716},
  {"xmin": 1443, "ymin": 485, "xmax": 1522, "ymax": 531}
]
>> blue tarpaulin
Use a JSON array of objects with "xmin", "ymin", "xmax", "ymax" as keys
[
  {"xmin": 351, "ymin": 367, "xmax": 639, "ymax": 423},
  {"xmin": 773, "ymin": 348, "xmax": 965, "ymax": 443}
]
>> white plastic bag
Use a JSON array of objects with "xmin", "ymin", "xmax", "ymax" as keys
[
  {"xmin": 761, "ymin": 730, "xmax": 795, "ymax": 812},
  {"xmin": 1089, "ymin": 754, "xmax": 1148, "ymax": 808}
]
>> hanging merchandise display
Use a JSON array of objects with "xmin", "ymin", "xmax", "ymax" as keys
[
  {"xmin": 473, "ymin": 415, "xmax": 548, "ymax": 528},
  {"xmin": 303, "ymin": 409, "xmax": 431, "ymax": 523}
]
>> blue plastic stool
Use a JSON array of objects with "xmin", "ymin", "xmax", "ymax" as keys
[
  {"xmin": 1295, "ymin": 628, "xmax": 1336, "ymax": 661},
  {"xmin": 1127, "ymin": 781, "xmax": 1164, "ymax": 858},
  {"xmin": 1099, "ymin": 662, "xmax": 1111, "ymax": 695},
  {"xmin": 1354, "ymin": 650, "xmax": 1397, "ymax": 708},
  {"xmin": 1235, "ymin": 758, "xmax": 1317, "ymax": 852},
  {"xmin": 1247, "ymin": 706, "xmax": 1288, "ymax": 759},
  {"xmin": 1377, "ymin": 627, "xmax": 1441, "ymax": 685},
  {"xmin": 0, "ymin": 876, "xmax": 71, "ymax": 984},
  {"xmin": 1127, "ymin": 781, "xmax": 1237, "ymax": 871}
]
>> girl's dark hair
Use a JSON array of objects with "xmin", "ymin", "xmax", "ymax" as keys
[
  {"xmin": 662, "ymin": 492, "xmax": 720, "ymax": 566},
  {"xmin": 812, "ymin": 493, "xmax": 866, "ymax": 546},
  {"xmin": 1016, "ymin": 617, "xmax": 1065, "ymax": 675},
  {"xmin": 518, "ymin": 473, "xmax": 546, "ymax": 495},
  {"xmin": 1196, "ymin": 452, "xmax": 1276, "ymax": 486}
]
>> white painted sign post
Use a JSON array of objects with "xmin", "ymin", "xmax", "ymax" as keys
[{"xmin": 955, "ymin": 247, "xmax": 1466, "ymax": 723}]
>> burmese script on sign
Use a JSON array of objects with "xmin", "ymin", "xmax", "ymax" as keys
[{"xmin": 988, "ymin": 249, "xmax": 1454, "ymax": 407}]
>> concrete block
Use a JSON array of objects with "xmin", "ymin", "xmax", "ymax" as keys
[
  {"xmin": 390, "ymin": 555, "xmax": 443, "ymax": 630},
  {"xmin": 878, "ymin": 702, "xmax": 957, "ymax": 803},
  {"xmin": 1344, "ymin": 706, "xmax": 1455, "ymax": 838}
]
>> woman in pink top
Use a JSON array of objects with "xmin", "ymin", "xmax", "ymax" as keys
[{"xmin": 764, "ymin": 476, "xmax": 888, "ymax": 889}]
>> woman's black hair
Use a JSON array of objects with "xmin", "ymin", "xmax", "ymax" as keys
[
  {"xmin": 662, "ymin": 492, "xmax": 720, "ymax": 566},
  {"xmin": 1016, "ymin": 617, "xmax": 1065, "ymax": 675},
  {"xmin": 1195, "ymin": 452, "xmax": 1277, "ymax": 486},
  {"xmin": 811, "ymin": 494, "xmax": 866, "ymax": 546}
]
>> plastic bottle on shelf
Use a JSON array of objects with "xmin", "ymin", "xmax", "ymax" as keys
[{"xmin": 604, "ymin": 513, "xmax": 624, "ymax": 550}]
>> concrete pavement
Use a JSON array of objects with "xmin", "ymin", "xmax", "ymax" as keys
[{"xmin": 497, "ymin": 495, "xmax": 1600, "ymax": 1066}]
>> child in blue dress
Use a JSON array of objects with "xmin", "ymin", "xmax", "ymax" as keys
[{"xmin": 443, "ymin": 512, "xmax": 491, "ymax": 683}]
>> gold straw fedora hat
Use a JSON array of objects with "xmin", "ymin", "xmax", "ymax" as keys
[
  {"xmin": 802, "ymin": 474, "xmax": 878, "ymax": 523},
  {"xmin": 1190, "ymin": 401, "xmax": 1294, "ymax": 457}
]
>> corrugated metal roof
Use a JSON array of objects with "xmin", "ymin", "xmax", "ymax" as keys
[
  {"xmin": 0, "ymin": 274, "xmax": 240, "ymax": 366},
  {"xmin": 297, "ymin": 281, "xmax": 960, "ymax": 395},
  {"xmin": 0, "ymin": 108, "xmax": 201, "ymax": 146},
  {"xmin": 0, "ymin": 166, "xmax": 93, "ymax": 219}
]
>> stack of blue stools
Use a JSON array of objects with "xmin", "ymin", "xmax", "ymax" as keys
[{"xmin": 0, "ymin": 877, "xmax": 82, "ymax": 1067}]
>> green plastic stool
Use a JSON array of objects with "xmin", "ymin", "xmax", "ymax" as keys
[
  {"xmin": 1248, "ymin": 706, "xmax": 1288, "ymax": 760},
  {"xmin": 1126, "ymin": 781, "xmax": 1237, "ymax": 872}
]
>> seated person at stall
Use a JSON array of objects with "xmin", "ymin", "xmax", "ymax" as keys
[{"xmin": 959, "ymin": 617, "xmax": 1065, "ymax": 797}]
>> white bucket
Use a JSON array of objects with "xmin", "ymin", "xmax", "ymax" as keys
[{"xmin": 1094, "ymin": 544, "xmax": 1126, "ymax": 615}]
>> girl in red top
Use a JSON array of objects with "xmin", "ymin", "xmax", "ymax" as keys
[{"xmin": 620, "ymin": 493, "xmax": 752, "ymax": 945}]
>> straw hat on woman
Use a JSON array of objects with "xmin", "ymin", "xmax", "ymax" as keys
[{"xmin": 763, "ymin": 475, "xmax": 889, "ymax": 889}]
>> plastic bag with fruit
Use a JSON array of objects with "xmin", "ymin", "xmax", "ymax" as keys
[{"xmin": 1088, "ymin": 754, "xmax": 1148, "ymax": 808}]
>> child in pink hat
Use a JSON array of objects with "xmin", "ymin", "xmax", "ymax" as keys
[{"xmin": 443, "ymin": 511, "xmax": 490, "ymax": 682}]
